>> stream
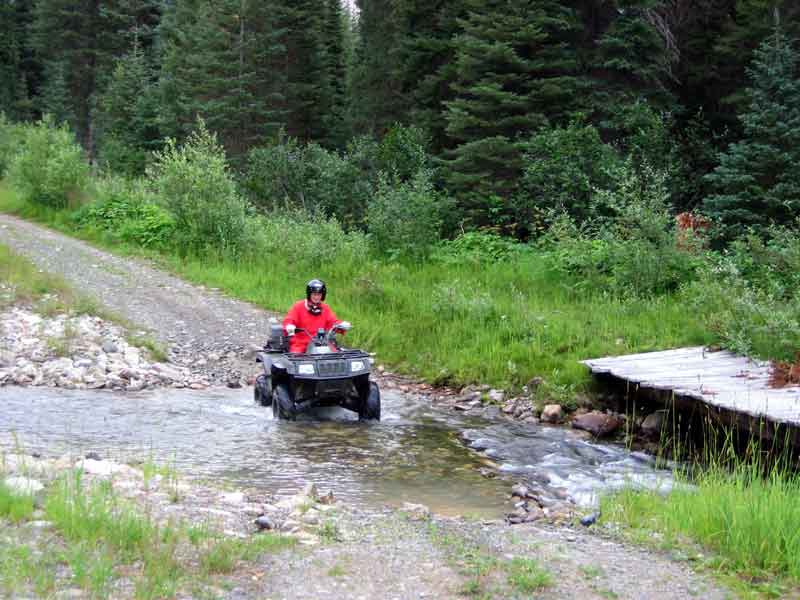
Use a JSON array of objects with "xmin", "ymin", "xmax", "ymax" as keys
[{"xmin": 0, "ymin": 385, "xmax": 674, "ymax": 518}]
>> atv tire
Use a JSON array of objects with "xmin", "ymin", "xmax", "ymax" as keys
[
  {"xmin": 359, "ymin": 381, "xmax": 381, "ymax": 421},
  {"xmin": 272, "ymin": 384, "xmax": 295, "ymax": 421},
  {"xmin": 254, "ymin": 374, "xmax": 271, "ymax": 406}
]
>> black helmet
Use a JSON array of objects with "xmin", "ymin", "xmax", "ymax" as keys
[{"xmin": 306, "ymin": 279, "xmax": 326, "ymax": 302}]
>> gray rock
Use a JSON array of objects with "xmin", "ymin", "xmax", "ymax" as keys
[
  {"xmin": 255, "ymin": 515, "xmax": 275, "ymax": 530},
  {"xmin": 580, "ymin": 511, "xmax": 601, "ymax": 526},
  {"xmin": 487, "ymin": 389, "xmax": 505, "ymax": 403},
  {"xmin": 4, "ymin": 476, "xmax": 44, "ymax": 495},
  {"xmin": 511, "ymin": 483, "xmax": 530, "ymax": 498},
  {"xmin": 541, "ymin": 404, "xmax": 563, "ymax": 423},
  {"xmin": 400, "ymin": 502, "xmax": 431, "ymax": 521},
  {"xmin": 571, "ymin": 411, "xmax": 623, "ymax": 438},
  {"xmin": 641, "ymin": 410, "xmax": 667, "ymax": 439},
  {"xmin": 102, "ymin": 340, "xmax": 119, "ymax": 353}
]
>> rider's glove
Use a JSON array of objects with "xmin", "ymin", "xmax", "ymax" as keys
[{"xmin": 285, "ymin": 324, "xmax": 296, "ymax": 336}]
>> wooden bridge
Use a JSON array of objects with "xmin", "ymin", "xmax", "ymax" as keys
[{"xmin": 582, "ymin": 346, "xmax": 800, "ymax": 442}]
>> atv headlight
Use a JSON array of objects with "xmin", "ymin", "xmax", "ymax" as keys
[
  {"xmin": 350, "ymin": 360, "xmax": 365, "ymax": 372},
  {"xmin": 297, "ymin": 363, "xmax": 315, "ymax": 375}
]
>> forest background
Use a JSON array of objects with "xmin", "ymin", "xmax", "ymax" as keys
[{"xmin": 1, "ymin": 0, "xmax": 799, "ymax": 400}]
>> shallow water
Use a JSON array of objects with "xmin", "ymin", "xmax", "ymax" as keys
[{"xmin": 0, "ymin": 385, "xmax": 673, "ymax": 517}]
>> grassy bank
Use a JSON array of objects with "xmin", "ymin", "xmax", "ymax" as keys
[
  {"xmin": 601, "ymin": 457, "xmax": 800, "ymax": 597},
  {"xmin": 0, "ymin": 467, "xmax": 294, "ymax": 598},
  {"xmin": 0, "ymin": 181, "xmax": 713, "ymax": 398}
]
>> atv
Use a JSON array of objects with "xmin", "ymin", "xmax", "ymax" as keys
[{"xmin": 254, "ymin": 318, "xmax": 381, "ymax": 421}]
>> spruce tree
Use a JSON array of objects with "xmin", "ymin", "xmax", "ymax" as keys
[
  {"xmin": 392, "ymin": 0, "xmax": 466, "ymax": 154},
  {"xmin": 584, "ymin": 0, "xmax": 675, "ymax": 136},
  {"xmin": 320, "ymin": 0, "xmax": 347, "ymax": 147},
  {"xmin": 349, "ymin": 0, "xmax": 401, "ymax": 135},
  {"xmin": 96, "ymin": 36, "xmax": 160, "ymax": 173},
  {"xmin": 158, "ymin": 0, "xmax": 287, "ymax": 156},
  {"xmin": 31, "ymin": 0, "xmax": 161, "ymax": 152},
  {"xmin": 703, "ymin": 31, "xmax": 800, "ymax": 238},
  {"xmin": 443, "ymin": 0, "xmax": 583, "ymax": 226},
  {"xmin": 283, "ymin": 0, "xmax": 330, "ymax": 142}
]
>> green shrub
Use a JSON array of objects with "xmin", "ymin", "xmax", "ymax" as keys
[
  {"xmin": 147, "ymin": 120, "xmax": 249, "ymax": 255},
  {"xmin": 74, "ymin": 177, "xmax": 175, "ymax": 249},
  {"xmin": 242, "ymin": 134, "xmax": 372, "ymax": 229},
  {"xmin": 367, "ymin": 170, "xmax": 452, "ymax": 261},
  {"xmin": 433, "ymin": 231, "xmax": 530, "ymax": 265},
  {"xmin": 515, "ymin": 121, "xmax": 620, "ymax": 231},
  {"xmin": 0, "ymin": 113, "xmax": 25, "ymax": 176},
  {"xmin": 377, "ymin": 123, "xmax": 431, "ymax": 182},
  {"xmin": 246, "ymin": 208, "xmax": 370, "ymax": 267},
  {"xmin": 540, "ymin": 162, "xmax": 703, "ymax": 297},
  {"xmin": 682, "ymin": 241, "xmax": 800, "ymax": 360},
  {"xmin": 7, "ymin": 115, "xmax": 89, "ymax": 208}
]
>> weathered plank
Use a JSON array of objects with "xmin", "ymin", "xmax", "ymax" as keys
[{"xmin": 582, "ymin": 347, "xmax": 800, "ymax": 426}]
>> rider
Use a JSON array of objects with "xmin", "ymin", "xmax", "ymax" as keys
[{"xmin": 283, "ymin": 279, "xmax": 343, "ymax": 353}]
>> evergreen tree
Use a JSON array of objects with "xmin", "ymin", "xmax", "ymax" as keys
[
  {"xmin": 349, "ymin": 0, "xmax": 401, "ymax": 135},
  {"xmin": 443, "ymin": 0, "xmax": 583, "ymax": 226},
  {"xmin": 320, "ymin": 0, "xmax": 347, "ymax": 147},
  {"xmin": 158, "ymin": 0, "xmax": 288, "ymax": 156},
  {"xmin": 96, "ymin": 36, "xmax": 160, "ymax": 173},
  {"xmin": 0, "ymin": 0, "xmax": 37, "ymax": 120},
  {"xmin": 392, "ymin": 0, "xmax": 466, "ymax": 154},
  {"xmin": 703, "ymin": 31, "xmax": 800, "ymax": 238},
  {"xmin": 31, "ymin": 0, "xmax": 161, "ymax": 152},
  {"xmin": 39, "ymin": 60, "xmax": 75, "ymax": 126},
  {"xmin": 581, "ymin": 0, "xmax": 675, "ymax": 136},
  {"xmin": 0, "ymin": 0, "xmax": 23, "ymax": 117},
  {"xmin": 283, "ymin": 0, "xmax": 330, "ymax": 142}
]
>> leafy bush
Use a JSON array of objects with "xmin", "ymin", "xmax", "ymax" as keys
[
  {"xmin": 7, "ymin": 115, "xmax": 89, "ymax": 208},
  {"xmin": 433, "ymin": 231, "xmax": 530, "ymax": 265},
  {"xmin": 515, "ymin": 121, "xmax": 619, "ymax": 231},
  {"xmin": 242, "ymin": 134, "xmax": 372, "ymax": 229},
  {"xmin": 147, "ymin": 121, "xmax": 249, "ymax": 255},
  {"xmin": 75, "ymin": 176, "xmax": 175, "ymax": 249},
  {"xmin": 377, "ymin": 123, "xmax": 430, "ymax": 182},
  {"xmin": 682, "ymin": 222, "xmax": 800, "ymax": 360},
  {"xmin": 682, "ymin": 258, "xmax": 800, "ymax": 360},
  {"xmin": 246, "ymin": 208, "xmax": 370, "ymax": 267},
  {"xmin": 0, "ymin": 113, "xmax": 25, "ymax": 176},
  {"xmin": 366, "ymin": 170, "xmax": 452, "ymax": 261},
  {"xmin": 540, "ymin": 161, "xmax": 703, "ymax": 297}
]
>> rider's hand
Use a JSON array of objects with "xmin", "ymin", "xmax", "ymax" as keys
[{"xmin": 285, "ymin": 324, "xmax": 296, "ymax": 336}]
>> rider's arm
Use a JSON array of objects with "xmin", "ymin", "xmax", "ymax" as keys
[{"xmin": 283, "ymin": 301, "xmax": 303, "ymax": 334}]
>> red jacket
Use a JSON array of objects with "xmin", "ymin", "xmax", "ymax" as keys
[{"xmin": 283, "ymin": 300, "xmax": 341, "ymax": 353}]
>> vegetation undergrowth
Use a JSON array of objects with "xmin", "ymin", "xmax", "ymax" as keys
[
  {"xmin": 427, "ymin": 522, "xmax": 553, "ymax": 597},
  {"xmin": 601, "ymin": 436, "xmax": 800, "ymax": 597},
  {"xmin": 0, "ymin": 179, "xmax": 713, "ymax": 397},
  {"xmin": 0, "ymin": 460, "xmax": 296, "ymax": 599},
  {"xmin": 2, "ymin": 114, "xmax": 797, "ymax": 398}
]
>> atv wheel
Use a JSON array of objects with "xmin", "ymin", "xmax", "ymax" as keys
[
  {"xmin": 359, "ymin": 381, "xmax": 381, "ymax": 421},
  {"xmin": 255, "ymin": 374, "xmax": 271, "ymax": 406},
  {"xmin": 272, "ymin": 384, "xmax": 295, "ymax": 420}
]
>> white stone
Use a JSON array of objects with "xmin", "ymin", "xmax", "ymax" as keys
[{"xmin": 4, "ymin": 476, "xmax": 44, "ymax": 495}]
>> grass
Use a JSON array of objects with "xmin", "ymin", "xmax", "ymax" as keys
[
  {"xmin": 506, "ymin": 557, "xmax": 553, "ymax": 592},
  {"xmin": 426, "ymin": 522, "xmax": 554, "ymax": 598},
  {"xmin": 0, "ymin": 457, "xmax": 297, "ymax": 599},
  {"xmin": 0, "ymin": 179, "xmax": 715, "ymax": 396},
  {"xmin": 0, "ymin": 481, "xmax": 35, "ymax": 522},
  {"xmin": 601, "ymin": 450, "xmax": 800, "ymax": 597}
]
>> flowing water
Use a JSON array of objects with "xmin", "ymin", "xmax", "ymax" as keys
[{"xmin": 0, "ymin": 386, "xmax": 673, "ymax": 517}]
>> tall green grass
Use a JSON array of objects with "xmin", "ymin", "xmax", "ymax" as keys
[{"xmin": 601, "ymin": 446, "xmax": 800, "ymax": 593}]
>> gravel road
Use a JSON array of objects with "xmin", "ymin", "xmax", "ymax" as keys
[
  {"xmin": 0, "ymin": 213, "xmax": 732, "ymax": 599},
  {"xmin": 0, "ymin": 213, "xmax": 274, "ymax": 386}
]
